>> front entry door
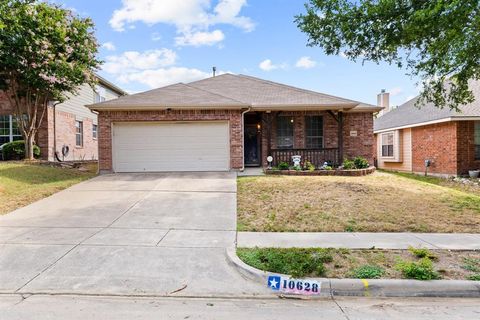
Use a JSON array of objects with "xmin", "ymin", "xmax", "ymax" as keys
[{"xmin": 244, "ymin": 124, "xmax": 260, "ymax": 166}]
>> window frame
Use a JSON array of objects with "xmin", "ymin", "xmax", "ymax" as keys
[
  {"xmin": 92, "ymin": 124, "xmax": 98, "ymax": 140},
  {"xmin": 304, "ymin": 115, "xmax": 324, "ymax": 149},
  {"xmin": 276, "ymin": 115, "xmax": 294, "ymax": 149},
  {"xmin": 474, "ymin": 122, "xmax": 480, "ymax": 160},
  {"xmin": 0, "ymin": 115, "xmax": 22, "ymax": 145},
  {"xmin": 75, "ymin": 120, "xmax": 83, "ymax": 147},
  {"xmin": 381, "ymin": 132, "xmax": 395, "ymax": 158}
]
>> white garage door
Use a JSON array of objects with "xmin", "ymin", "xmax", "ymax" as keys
[{"xmin": 113, "ymin": 121, "xmax": 230, "ymax": 172}]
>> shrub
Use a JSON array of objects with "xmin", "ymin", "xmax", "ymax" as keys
[
  {"xmin": 408, "ymin": 247, "xmax": 438, "ymax": 260},
  {"xmin": 350, "ymin": 265, "xmax": 385, "ymax": 279},
  {"xmin": 278, "ymin": 162, "xmax": 289, "ymax": 170},
  {"xmin": 293, "ymin": 165, "xmax": 302, "ymax": 171},
  {"xmin": 395, "ymin": 257, "xmax": 440, "ymax": 280},
  {"xmin": 461, "ymin": 257, "xmax": 480, "ymax": 273},
  {"xmin": 342, "ymin": 158, "xmax": 355, "ymax": 169},
  {"xmin": 237, "ymin": 248, "xmax": 333, "ymax": 278},
  {"xmin": 467, "ymin": 274, "xmax": 480, "ymax": 281},
  {"xmin": 304, "ymin": 160, "xmax": 316, "ymax": 171},
  {"xmin": 2, "ymin": 140, "xmax": 40, "ymax": 160},
  {"xmin": 353, "ymin": 156, "xmax": 369, "ymax": 169}
]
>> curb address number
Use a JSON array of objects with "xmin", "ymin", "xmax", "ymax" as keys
[{"xmin": 267, "ymin": 275, "xmax": 321, "ymax": 295}]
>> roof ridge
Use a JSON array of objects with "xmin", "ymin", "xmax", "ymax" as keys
[
  {"xmin": 185, "ymin": 82, "xmax": 248, "ymax": 105},
  {"xmin": 236, "ymin": 74, "xmax": 360, "ymax": 105}
]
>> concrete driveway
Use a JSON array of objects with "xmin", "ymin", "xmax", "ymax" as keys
[{"xmin": 0, "ymin": 172, "xmax": 266, "ymax": 297}]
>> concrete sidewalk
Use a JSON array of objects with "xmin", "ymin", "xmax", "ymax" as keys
[{"xmin": 236, "ymin": 232, "xmax": 480, "ymax": 249}]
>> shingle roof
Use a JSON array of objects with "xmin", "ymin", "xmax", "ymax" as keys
[
  {"xmin": 374, "ymin": 80, "xmax": 480, "ymax": 132},
  {"xmin": 89, "ymin": 73, "xmax": 381, "ymax": 112}
]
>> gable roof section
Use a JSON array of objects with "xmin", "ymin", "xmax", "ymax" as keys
[
  {"xmin": 89, "ymin": 73, "xmax": 381, "ymax": 112},
  {"xmin": 374, "ymin": 80, "xmax": 480, "ymax": 132}
]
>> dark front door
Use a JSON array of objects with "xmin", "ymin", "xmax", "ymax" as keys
[{"xmin": 244, "ymin": 124, "xmax": 261, "ymax": 166}]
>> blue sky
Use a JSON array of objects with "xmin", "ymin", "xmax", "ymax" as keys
[{"xmin": 54, "ymin": 0, "xmax": 419, "ymax": 106}]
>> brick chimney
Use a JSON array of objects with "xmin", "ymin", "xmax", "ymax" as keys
[{"xmin": 377, "ymin": 89, "xmax": 390, "ymax": 117}]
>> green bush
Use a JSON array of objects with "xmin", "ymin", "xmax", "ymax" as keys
[
  {"xmin": 408, "ymin": 247, "xmax": 438, "ymax": 260},
  {"xmin": 278, "ymin": 162, "xmax": 289, "ymax": 170},
  {"xmin": 353, "ymin": 156, "xmax": 369, "ymax": 169},
  {"xmin": 350, "ymin": 265, "xmax": 385, "ymax": 279},
  {"xmin": 237, "ymin": 248, "xmax": 333, "ymax": 278},
  {"xmin": 2, "ymin": 140, "xmax": 40, "ymax": 160},
  {"xmin": 342, "ymin": 159, "xmax": 355, "ymax": 169},
  {"xmin": 395, "ymin": 257, "xmax": 440, "ymax": 280},
  {"xmin": 304, "ymin": 160, "xmax": 316, "ymax": 171},
  {"xmin": 461, "ymin": 257, "xmax": 480, "ymax": 273},
  {"xmin": 467, "ymin": 274, "xmax": 480, "ymax": 281}
]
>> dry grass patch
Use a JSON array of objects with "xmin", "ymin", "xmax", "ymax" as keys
[
  {"xmin": 237, "ymin": 172, "xmax": 480, "ymax": 233},
  {"xmin": 0, "ymin": 161, "xmax": 97, "ymax": 215}
]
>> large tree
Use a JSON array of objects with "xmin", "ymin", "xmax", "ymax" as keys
[
  {"xmin": 0, "ymin": 0, "xmax": 101, "ymax": 159},
  {"xmin": 296, "ymin": 0, "xmax": 480, "ymax": 110}
]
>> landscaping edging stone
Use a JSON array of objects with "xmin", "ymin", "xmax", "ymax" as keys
[
  {"xmin": 225, "ymin": 248, "xmax": 480, "ymax": 298},
  {"xmin": 265, "ymin": 166, "xmax": 376, "ymax": 176}
]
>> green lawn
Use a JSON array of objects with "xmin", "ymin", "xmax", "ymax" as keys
[
  {"xmin": 0, "ymin": 161, "xmax": 97, "ymax": 215},
  {"xmin": 237, "ymin": 247, "xmax": 480, "ymax": 280}
]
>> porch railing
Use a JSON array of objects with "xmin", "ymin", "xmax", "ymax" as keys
[{"xmin": 271, "ymin": 148, "xmax": 339, "ymax": 168}]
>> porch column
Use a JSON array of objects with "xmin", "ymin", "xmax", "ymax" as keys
[{"xmin": 338, "ymin": 111, "xmax": 344, "ymax": 165}]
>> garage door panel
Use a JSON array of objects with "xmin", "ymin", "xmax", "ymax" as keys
[{"xmin": 113, "ymin": 122, "xmax": 230, "ymax": 172}]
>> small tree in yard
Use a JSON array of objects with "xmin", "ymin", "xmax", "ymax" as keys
[{"xmin": 0, "ymin": 0, "xmax": 101, "ymax": 159}]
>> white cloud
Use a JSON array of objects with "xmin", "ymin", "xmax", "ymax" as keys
[
  {"xmin": 388, "ymin": 86, "xmax": 403, "ymax": 97},
  {"xmin": 109, "ymin": 0, "xmax": 254, "ymax": 46},
  {"xmin": 102, "ymin": 42, "xmax": 116, "ymax": 51},
  {"xmin": 175, "ymin": 29, "xmax": 225, "ymax": 47},
  {"xmin": 295, "ymin": 56, "xmax": 317, "ymax": 69},
  {"xmin": 103, "ymin": 49, "xmax": 177, "ymax": 74},
  {"xmin": 151, "ymin": 32, "xmax": 162, "ymax": 42},
  {"xmin": 259, "ymin": 59, "xmax": 287, "ymax": 71},
  {"xmin": 117, "ymin": 67, "xmax": 211, "ymax": 88}
]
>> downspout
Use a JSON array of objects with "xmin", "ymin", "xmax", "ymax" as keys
[
  {"xmin": 52, "ymin": 101, "xmax": 60, "ymax": 162},
  {"xmin": 240, "ymin": 107, "xmax": 251, "ymax": 172}
]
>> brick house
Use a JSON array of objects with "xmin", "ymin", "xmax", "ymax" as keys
[
  {"xmin": 374, "ymin": 80, "xmax": 480, "ymax": 176},
  {"xmin": 88, "ymin": 74, "xmax": 381, "ymax": 173},
  {"xmin": 0, "ymin": 76, "xmax": 126, "ymax": 161}
]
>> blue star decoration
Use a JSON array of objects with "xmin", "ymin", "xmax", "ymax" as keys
[{"xmin": 267, "ymin": 275, "xmax": 281, "ymax": 291}]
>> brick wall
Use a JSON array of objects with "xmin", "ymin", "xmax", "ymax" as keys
[
  {"xmin": 36, "ymin": 108, "xmax": 98, "ymax": 161},
  {"xmin": 0, "ymin": 91, "xmax": 14, "ymax": 115},
  {"xmin": 456, "ymin": 121, "xmax": 480, "ymax": 175},
  {"xmin": 260, "ymin": 111, "xmax": 375, "ymax": 166},
  {"xmin": 411, "ymin": 122, "xmax": 458, "ymax": 175},
  {"xmin": 97, "ymin": 109, "xmax": 243, "ymax": 172}
]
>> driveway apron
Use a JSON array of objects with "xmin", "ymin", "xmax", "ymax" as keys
[{"xmin": 0, "ymin": 172, "xmax": 268, "ymax": 297}]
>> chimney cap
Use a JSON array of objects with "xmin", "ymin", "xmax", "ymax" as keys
[{"xmin": 380, "ymin": 89, "xmax": 386, "ymax": 94}]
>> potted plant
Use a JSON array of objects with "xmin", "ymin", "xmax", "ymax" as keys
[{"xmin": 469, "ymin": 170, "xmax": 480, "ymax": 178}]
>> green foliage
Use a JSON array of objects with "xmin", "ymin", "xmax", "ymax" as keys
[
  {"xmin": 350, "ymin": 265, "xmax": 385, "ymax": 279},
  {"xmin": 237, "ymin": 248, "xmax": 333, "ymax": 278},
  {"xmin": 467, "ymin": 274, "xmax": 480, "ymax": 281},
  {"xmin": 0, "ymin": 0, "xmax": 101, "ymax": 159},
  {"xmin": 278, "ymin": 162, "xmax": 289, "ymax": 170},
  {"xmin": 296, "ymin": 0, "xmax": 480, "ymax": 111},
  {"xmin": 408, "ymin": 247, "xmax": 438, "ymax": 261},
  {"xmin": 2, "ymin": 140, "xmax": 40, "ymax": 160},
  {"xmin": 396, "ymin": 257, "xmax": 440, "ymax": 280},
  {"xmin": 461, "ymin": 258, "xmax": 480, "ymax": 273},
  {"xmin": 293, "ymin": 165, "xmax": 302, "ymax": 171},
  {"xmin": 353, "ymin": 157, "xmax": 369, "ymax": 169},
  {"xmin": 304, "ymin": 160, "xmax": 316, "ymax": 171},
  {"xmin": 342, "ymin": 159, "xmax": 355, "ymax": 170}
]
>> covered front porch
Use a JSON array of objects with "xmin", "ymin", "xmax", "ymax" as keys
[{"xmin": 243, "ymin": 110, "xmax": 373, "ymax": 169}]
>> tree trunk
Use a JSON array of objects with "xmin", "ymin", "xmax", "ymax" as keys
[{"xmin": 25, "ymin": 133, "xmax": 35, "ymax": 160}]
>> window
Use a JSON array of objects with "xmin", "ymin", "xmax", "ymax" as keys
[
  {"xmin": 381, "ymin": 132, "xmax": 394, "ymax": 157},
  {"xmin": 75, "ymin": 121, "xmax": 83, "ymax": 147},
  {"xmin": 94, "ymin": 86, "xmax": 107, "ymax": 103},
  {"xmin": 475, "ymin": 122, "xmax": 480, "ymax": 160},
  {"xmin": 305, "ymin": 116, "xmax": 323, "ymax": 148},
  {"xmin": 0, "ymin": 115, "xmax": 22, "ymax": 145},
  {"xmin": 92, "ymin": 124, "xmax": 98, "ymax": 139},
  {"xmin": 276, "ymin": 116, "xmax": 294, "ymax": 149}
]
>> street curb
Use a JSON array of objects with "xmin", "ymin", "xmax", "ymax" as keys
[{"xmin": 225, "ymin": 248, "xmax": 480, "ymax": 298}]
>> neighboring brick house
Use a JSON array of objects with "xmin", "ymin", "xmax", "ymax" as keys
[
  {"xmin": 374, "ymin": 80, "xmax": 480, "ymax": 176},
  {"xmin": 0, "ymin": 76, "xmax": 126, "ymax": 161},
  {"xmin": 88, "ymin": 74, "xmax": 381, "ymax": 173}
]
